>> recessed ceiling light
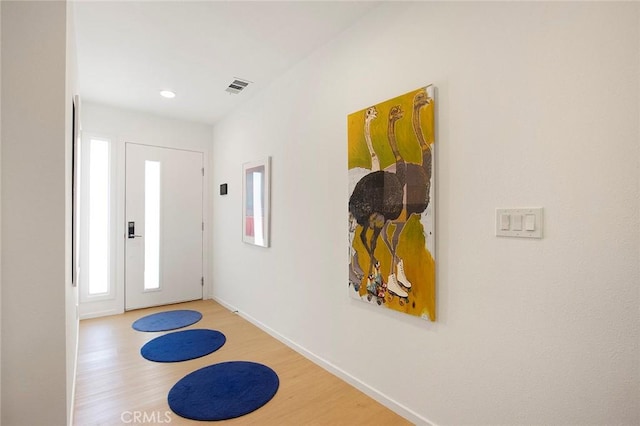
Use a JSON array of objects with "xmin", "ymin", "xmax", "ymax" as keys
[{"xmin": 160, "ymin": 90, "xmax": 176, "ymax": 99}]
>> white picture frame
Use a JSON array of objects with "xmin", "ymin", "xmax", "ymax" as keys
[{"xmin": 242, "ymin": 157, "xmax": 271, "ymax": 247}]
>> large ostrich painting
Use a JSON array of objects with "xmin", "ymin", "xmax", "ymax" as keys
[{"xmin": 348, "ymin": 85, "xmax": 435, "ymax": 321}]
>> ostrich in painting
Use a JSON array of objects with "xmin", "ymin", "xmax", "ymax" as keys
[
  {"xmin": 349, "ymin": 105, "xmax": 407, "ymax": 299},
  {"xmin": 381, "ymin": 87, "xmax": 434, "ymax": 290},
  {"xmin": 363, "ymin": 107, "xmax": 381, "ymax": 172},
  {"xmin": 349, "ymin": 106, "xmax": 381, "ymax": 289}
]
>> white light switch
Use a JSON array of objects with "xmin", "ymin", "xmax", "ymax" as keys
[
  {"xmin": 512, "ymin": 214, "xmax": 523, "ymax": 231},
  {"xmin": 525, "ymin": 214, "xmax": 535, "ymax": 231},
  {"xmin": 496, "ymin": 208, "xmax": 543, "ymax": 239},
  {"xmin": 500, "ymin": 214, "xmax": 510, "ymax": 230}
]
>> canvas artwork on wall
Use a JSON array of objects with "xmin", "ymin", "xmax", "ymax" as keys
[
  {"xmin": 348, "ymin": 85, "xmax": 435, "ymax": 321},
  {"xmin": 243, "ymin": 157, "xmax": 271, "ymax": 247}
]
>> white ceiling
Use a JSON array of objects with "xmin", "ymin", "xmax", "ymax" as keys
[{"xmin": 73, "ymin": 1, "xmax": 379, "ymax": 125}]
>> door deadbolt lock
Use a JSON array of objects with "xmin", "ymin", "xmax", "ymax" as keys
[{"xmin": 128, "ymin": 221, "xmax": 142, "ymax": 239}]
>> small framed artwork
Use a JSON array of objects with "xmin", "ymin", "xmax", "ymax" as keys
[{"xmin": 242, "ymin": 157, "xmax": 271, "ymax": 247}]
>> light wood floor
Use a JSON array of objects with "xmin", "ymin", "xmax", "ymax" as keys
[{"xmin": 73, "ymin": 300, "xmax": 411, "ymax": 425}]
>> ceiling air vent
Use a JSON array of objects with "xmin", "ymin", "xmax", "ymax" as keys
[{"xmin": 225, "ymin": 78, "xmax": 251, "ymax": 94}]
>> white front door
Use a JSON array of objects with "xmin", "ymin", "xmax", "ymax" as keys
[{"xmin": 125, "ymin": 143, "xmax": 203, "ymax": 310}]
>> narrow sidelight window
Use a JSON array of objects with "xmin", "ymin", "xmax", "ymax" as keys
[
  {"xmin": 88, "ymin": 139, "xmax": 110, "ymax": 295},
  {"xmin": 144, "ymin": 160, "xmax": 161, "ymax": 290}
]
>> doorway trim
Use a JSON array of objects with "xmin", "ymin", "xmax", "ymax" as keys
[
  {"xmin": 78, "ymin": 134, "xmax": 211, "ymax": 319},
  {"xmin": 124, "ymin": 142, "xmax": 205, "ymax": 310}
]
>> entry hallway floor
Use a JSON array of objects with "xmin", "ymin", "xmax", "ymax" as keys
[{"xmin": 73, "ymin": 300, "xmax": 411, "ymax": 425}]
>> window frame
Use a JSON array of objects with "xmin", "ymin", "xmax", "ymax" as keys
[{"xmin": 79, "ymin": 134, "xmax": 117, "ymax": 303}]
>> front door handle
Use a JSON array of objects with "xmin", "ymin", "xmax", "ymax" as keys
[{"xmin": 127, "ymin": 221, "xmax": 143, "ymax": 239}]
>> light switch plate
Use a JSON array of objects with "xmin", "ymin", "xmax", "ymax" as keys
[{"xmin": 496, "ymin": 208, "xmax": 543, "ymax": 238}]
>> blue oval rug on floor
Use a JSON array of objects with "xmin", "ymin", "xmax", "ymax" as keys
[
  {"xmin": 132, "ymin": 310, "xmax": 202, "ymax": 332},
  {"xmin": 168, "ymin": 361, "xmax": 280, "ymax": 421},
  {"xmin": 141, "ymin": 329, "xmax": 226, "ymax": 362}
]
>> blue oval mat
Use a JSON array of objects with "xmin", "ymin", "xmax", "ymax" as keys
[
  {"xmin": 168, "ymin": 361, "xmax": 279, "ymax": 421},
  {"xmin": 141, "ymin": 329, "xmax": 226, "ymax": 362},
  {"xmin": 132, "ymin": 310, "xmax": 202, "ymax": 332}
]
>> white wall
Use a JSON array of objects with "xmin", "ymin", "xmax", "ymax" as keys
[
  {"xmin": 211, "ymin": 2, "xmax": 640, "ymax": 425},
  {"xmin": 80, "ymin": 102, "xmax": 213, "ymax": 318},
  {"xmin": 1, "ymin": 1, "xmax": 74, "ymax": 425},
  {"xmin": 65, "ymin": 2, "xmax": 79, "ymax": 422}
]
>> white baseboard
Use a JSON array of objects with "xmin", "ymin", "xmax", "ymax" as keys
[
  {"xmin": 212, "ymin": 296, "xmax": 435, "ymax": 426},
  {"xmin": 79, "ymin": 307, "xmax": 123, "ymax": 320},
  {"xmin": 69, "ymin": 318, "xmax": 79, "ymax": 426}
]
